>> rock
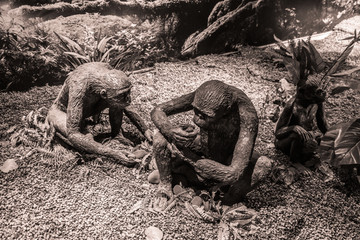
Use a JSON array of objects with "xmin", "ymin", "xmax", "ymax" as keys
[
  {"xmin": 145, "ymin": 226, "xmax": 163, "ymax": 240},
  {"xmin": 148, "ymin": 170, "xmax": 160, "ymax": 184},
  {"xmin": 251, "ymin": 156, "xmax": 274, "ymax": 186}
]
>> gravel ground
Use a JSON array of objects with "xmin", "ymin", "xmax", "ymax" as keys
[{"xmin": 1, "ymin": 16, "xmax": 360, "ymax": 240}]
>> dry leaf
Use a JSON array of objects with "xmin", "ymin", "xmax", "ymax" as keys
[
  {"xmin": 0, "ymin": 159, "xmax": 18, "ymax": 173},
  {"xmin": 218, "ymin": 221, "xmax": 231, "ymax": 240},
  {"xmin": 128, "ymin": 200, "xmax": 143, "ymax": 214},
  {"xmin": 132, "ymin": 149, "xmax": 148, "ymax": 159},
  {"xmin": 145, "ymin": 226, "xmax": 163, "ymax": 240},
  {"xmin": 148, "ymin": 170, "xmax": 160, "ymax": 184}
]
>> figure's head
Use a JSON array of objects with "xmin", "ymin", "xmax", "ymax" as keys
[
  {"xmin": 192, "ymin": 80, "xmax": 234, "ymax": 129},
  {"xmin": 97, "ymin": 70, "xmax": 132, "ymax": 108},
  {"xmin": 297, "ymin": 76, "xmax": 326, "ymax": 103}
]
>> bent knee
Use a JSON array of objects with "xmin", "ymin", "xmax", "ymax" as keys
[
  {"xmin": 46, "ymin": 106, "xmax": 68, "ymax": 136},
  {"xmin": 153, "ymin": 131, "xmax": 169, "ymax": 149}
]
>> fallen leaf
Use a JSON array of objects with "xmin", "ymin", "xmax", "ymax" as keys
[
  {"xmin": 128, "ymin": 200, "xmax": 143, "ymax": 214},
  {"xmin": 145, "ymin": 226, "xmax": 163, "ymax": 240},
  {"xmin": 331, "ymin": 86, "xmax": 351, "ymax": 95},
  {"xmin": 191, "ymin": 196, "xmax": 203, "ymax": 207},
  {"xmin": 133, "ymin": 149, "xmax": 148, "ymax": 159},
  {"xmin": 0, "ymin": 159, "xmax": 18, "ymax": 173},
  {"xmin": 6, "ymin": 125, "xmax": 17, "ymax": 134},
  {"xmin": 148, "ymin": 170, "xmax": 160, "ymax": 184},
  {"xmin": 173, "ymin": 184, "xmax": 184, "ymax": 195},
  {"xmin": 279, "ymin": 78, "xmax": 295, "ymax": 97},
  {"xmin": 218, "ymin": 221, "xmax": 231, "ymax": 240}
]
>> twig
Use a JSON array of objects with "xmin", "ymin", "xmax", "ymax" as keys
[
  {"xmin": 220, "ymin": 50, "xmax": 241, "ymax": 56},
  {"xmin": 127, "ymin": 67, "xmax": 155, "ymax": 75},
  {"xmin": 257, "ymin": 31, "xmax": 333, "ymax": 49}
]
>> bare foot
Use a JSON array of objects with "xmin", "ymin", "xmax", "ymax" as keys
[{"xmin": 153, "ymin": 184, "xmax": 173, "ymax": 212}]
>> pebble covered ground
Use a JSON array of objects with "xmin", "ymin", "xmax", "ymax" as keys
[{"xmin": 1, "ymin": 17, "xmax": 360, "ymax": 240}]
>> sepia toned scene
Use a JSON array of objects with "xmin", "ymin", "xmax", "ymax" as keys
[{"xmin": 0, "ymin": 0, "xmax": 360, "ymax": 239}]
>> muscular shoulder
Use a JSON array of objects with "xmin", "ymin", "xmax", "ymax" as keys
[
  {"xmin": 230, "ymin": 86, "xmax": 257, "ymax": 112},
  {"xmin": 66, "ymin": 62, "xmax": 130, "ymax": 89}
]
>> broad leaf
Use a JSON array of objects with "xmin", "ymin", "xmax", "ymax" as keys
[
  {"xmin": 321, "ymin": 35, "xmax": 358, "ymax": 88},
  {"xmin": 100, "ymin": 46, "xmax": 116, "ymax": 63},
  {"xmin": 335, "ymin": 118, "xmax": 360, "ymax": 166},
  {"xmin": 97, "ymin": 36, "xmax": 113, "ymax": 53},
  {"xmin": 308, "ymin": 41, "xmax": 326, "ymax": 72},
  {"xmin": 320, "ymin": 118, "xmax": 360, "ymax": 167},
  {"xmin": 330, "ymin": 86, "xmax": 351, "ymax": 95},
  {"xmin": 273, "ymin": 34, "xmax": 288, "ymax": 53},
  {"xmin": 64, "ymin": 52, "xmax": 90, "ymax": 62},
  {"xmin": 331, "ymin": 66, "xmax": 360, "ymax": 77},
  {"xmin": 326, "ymin": 43, "xmax": 355, "ymax": 77},
  {"xmin": 320, "ymin": 124, "xmax": 343, "ymax": 164},
  {"xmin": 54, "ymin": 32, "xmax": 84, "ymax": 54},
  {"xmin": 283, "ymin": 57, "xmax": 300, "ymax": 85}
]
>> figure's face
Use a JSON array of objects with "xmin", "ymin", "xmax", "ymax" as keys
[
  {"xmin": 193, "ymin": 107, "xmax": 216, "ymax": 129},
  {"xmin": 108, "ymin": 90, "xmax": 131, "ymax": 108},
  {"xmin": 298, "ymin": 85, "xmax": 326, "ymax": 103}
]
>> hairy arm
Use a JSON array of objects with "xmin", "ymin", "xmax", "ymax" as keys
[
  {"xmin": 274, "ymin": 98, "xmax": 296, "ymax": 139},
  {"xmin": 192, "ymin": 97, "xmax": 259, "ymax": 184},
  {"xmin": 109, "ymin": 107, "xmax": 123, "ymax": 138},
  {"xmin": 66, "ymin": 85, "xmax": 113, "ymax": 156},
  {"xmin": 316, "ymin": 102, "xmax": 328, "ymax": 134},
  {"xmin": 151, "ymin": 92, "xmax": 195, "ymax": 139},
  {"xmin": 124, "ymin": 106, "xmax": 149, "ymax": 134},
  {"xmin": 65, "ymin": 84, "xmax": 133, "ymax": 165}
]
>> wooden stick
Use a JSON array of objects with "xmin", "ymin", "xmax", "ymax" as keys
[{"xmin": 257, "ymin": 31, "xmax": 333, "ymax": 49}]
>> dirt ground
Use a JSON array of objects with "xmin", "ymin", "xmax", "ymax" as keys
[{"xmin": 1, "ymin": 11, "xmax": 360, "ymax": 240}]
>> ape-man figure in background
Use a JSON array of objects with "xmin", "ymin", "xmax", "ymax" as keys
[
  {"xmin": 46, "ymin": 62, "xmax": 152, "ymax": 166},
  {"xmin": 275, "ymin": 77, "xmax": 328, "ymax": 168},
  {"xmin": 151, "ymin": 80, "xmax": 271, "ymax": 208}
]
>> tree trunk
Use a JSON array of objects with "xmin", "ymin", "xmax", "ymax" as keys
[
  {"xmin": 11, "ymin": 0, "xmax": 221, "ymax": 20},
  {"xmin": 181, "ymin": 0, "xmax": 267, "ymax": 56}
]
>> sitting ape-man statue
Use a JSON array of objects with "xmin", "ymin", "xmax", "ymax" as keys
[
  {"xmin": 275, "ymin": 78, "xmax": 328, "ymax": 168},
  {"xmin": 46, "ymin": 62, "xmax": 152, "ymax": 166},
  {"xmin": 151, "ymin": 80, "xmax": 270, "ymax": 208}
]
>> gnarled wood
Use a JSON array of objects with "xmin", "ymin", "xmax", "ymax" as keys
[
  {"xmin": 11, "ymin": 0, "xmax": 221, "ymax": 20},
  {"xmin": 181, "ymin": 0, "xmax": 263, "ymax": 56}
]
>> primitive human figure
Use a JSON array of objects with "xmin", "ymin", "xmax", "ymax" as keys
[
  {"xmin": 46, "ymin": 62, "xmax": 152, "ymax": 166},
  {"xmin": 275, "ymin": 77, "xmax": 328, "ymax": 168},
  {"xmin": 151, "ymin": 80, "xmax": 272, "ymax": 209}
]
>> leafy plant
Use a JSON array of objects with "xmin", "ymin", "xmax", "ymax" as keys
[
  {"xmin": 273, "ymin": 31, "xmax": 360, "ymax": 91},
  {"xmin": 54, "ymin": 31, "xmax": 144, "ymax": 71},
  {"xmin": 0, "ymin": 18, "xmax": 65, "ymax": 91},
  {"xmin": 319, "ymin": 118, "xmax": 360, "ymax": 183},
  {"xmin": 273, "ymin": 34, "xmax": 326, "ymax": 86},
  {"xmin": 320, "ymin": 118, "xmax": 360, "ymax": 167},
  {"xmin": 321, "ymin": 30, "xmax": 360, "ymax": 89}
]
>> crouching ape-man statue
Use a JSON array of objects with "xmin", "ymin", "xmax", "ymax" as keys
[
  {"xmin": 46, "ymin": 62, "xmax": 152, "ymax": 166},
  {"xmin": 151, "ymin": 80, "xmax": 272, "ymax": 209},
  {"xmin": 274, "ymin": 78, "xmax": 328, "ymax": 171}
]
